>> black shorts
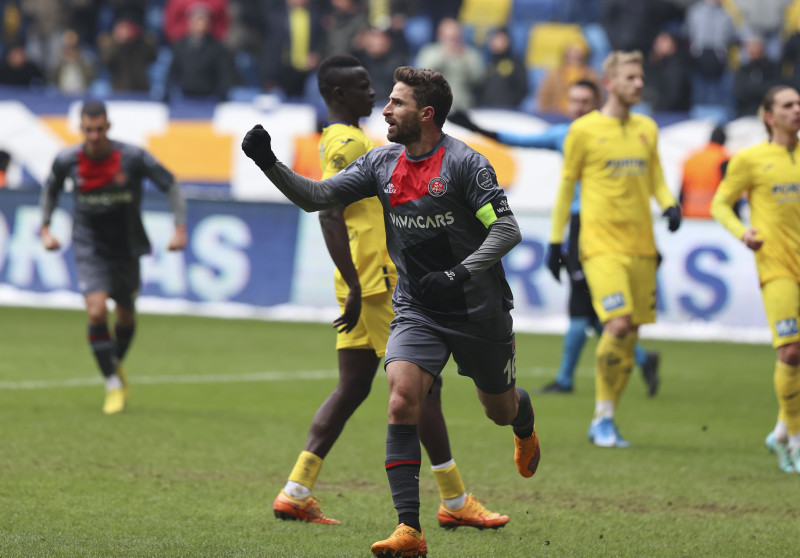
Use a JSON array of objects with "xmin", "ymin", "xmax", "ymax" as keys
[
  {"xmin": 385, "ymin": 309, "xmax": 516, "ymax": 395},
  {"xmin": 566, "ymin": 214, "xmax": 597, "ymax": 320},
  {"xmin": 75, "ymin": 251, "xmax": 140, "ymax": 308}
]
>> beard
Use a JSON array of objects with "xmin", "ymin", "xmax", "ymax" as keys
[{"xmin": 387, "ymin": 118, "xmax": 422, "ymax": 145}]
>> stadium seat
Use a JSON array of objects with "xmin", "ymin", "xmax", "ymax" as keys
[
  {"xmin": 525, "ymin": 22, "xmax": 587, "ymax": 69},
  {"xmin": 581, "ymin": 22, "xmax": 611, "ymax": 74},
  {"xmin": 510, "ymin": 0, "xmax": 559, "ymax": 23},
  {"xmin": 402, "ymin": 15, "xmax": 434, "ymax": 58},
  {"xmin": 459, "ymin": 0, "xmax": 512, "ymax": 46}
]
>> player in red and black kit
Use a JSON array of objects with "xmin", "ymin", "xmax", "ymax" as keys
[
  {"xmin": 40, "ymin": 100, "xmax": 187, "ymax": 415},
  {"xmin": 243, "ymin": 66, "xmax": 540, "ymax": 558}
]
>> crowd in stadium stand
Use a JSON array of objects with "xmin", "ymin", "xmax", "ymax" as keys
[{"xmin": 1, "ymin": 0, "xmax": 800, "ymax": 122}]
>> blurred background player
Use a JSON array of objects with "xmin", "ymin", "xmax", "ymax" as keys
[
  {"xmin": 448, "ymin": 80, "xmax": 660, "ymax": 396},
  {"xmin": 273, "ymin": 55, "xmax": 509, "ymax": 531},
  {"xmin": 711, "ymin": 85, "xmax": 800, "ymax": 473},
  {"xmin": 679, "ymin": 124, "xmax": 730, "ymax": 219},
  {"xmin": 547, "ymin": 51, "xmax": 681, "ymax": 448},
  {"xmin": 40, "ymin": 100, "xmax": 187, "ymax": 414},
  {"xmin": 242, "ymin": 66, "xmax": 539, "ymax": 558}
]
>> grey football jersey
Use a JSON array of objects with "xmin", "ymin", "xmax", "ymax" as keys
[
  {"xmin": 41, "ymin": 141, "xmax": 179, "ymax": 260},
  {"xmin": 326, "ymin": 133, "xmax": 514, "ymax": 322}
]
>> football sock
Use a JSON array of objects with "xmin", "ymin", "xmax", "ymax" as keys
[
  {"xmin": 774, "ymin": 360, "xmax": 800, "ymax": 437},
  {"xmin": 385, "ymin": 424, "xmax": 421, "ymax": 532},
  {"xmin": 633, "ymin": 342, "xmax": 648, "ymax": 368},
  {"xmin": 612, "ymin": 332, "xmax": 637, "ymax": 406},
  {"xmin": 594, "ymin": 331, "xmax": 627, "ymax": 409},
  {"xmin": 114, "ymin": 322, "xmax": 135, "ymax": 361},
  {"xmin": 105, "ymin": 374, "xmax": 123, "ymax": 391},
  {"xmin": 593, "ymin": 400, "xmax": 614, "ymax": 420},
  {"xmin": 511, "ymin": 387, "xmax": 534, "ymax": 439},
  {"xmin": 286, "ymin": 450, "xmax": 322, "ymax": 498},
  {"xmin": 88, "ymin": 324, "xmax": 117, "ymax": 379},
  {"xmin": 555, "ymin": 317, "xmax": 591, "ymax": 388},
  {"xmin": 774, "ymin": 418, "xmax": 788, "ymax": 443},
  {"xmin": 431, "ymin": 459, "xmax": 466, "ymax": 507}
]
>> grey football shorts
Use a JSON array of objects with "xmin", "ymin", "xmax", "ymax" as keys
[
  {"xmin": 75, "ymin": 253, "xmax": 140, "ymax": 308},
  {"xmin": 385, "ymin": 309, "xmax": 517, "ymax": 395}
]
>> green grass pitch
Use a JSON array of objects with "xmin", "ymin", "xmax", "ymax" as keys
[{"xmin": 0, "ymin": 306, "xmax": 797, "ymax": 557}]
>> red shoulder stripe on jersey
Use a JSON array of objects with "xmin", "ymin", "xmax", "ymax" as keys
[
  {"xmin": 389, "ymin": 146, "xmax": 446, "ymax": 207},
  {"xmin": 77, "ymin": 148, "xmax": 122, "ymax": 193}
]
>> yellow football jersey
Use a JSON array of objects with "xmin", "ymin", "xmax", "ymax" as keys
[
  {"xmin": 549, "ymin": 111, "xmax": 677, "ymax": 259},
  {"xmin": 319, "ymin": 123, "xmax": 396, "ymax": 298},
  {"xmin": 711, "ymin": 141, "xmax": 800, "ymax": 284}
]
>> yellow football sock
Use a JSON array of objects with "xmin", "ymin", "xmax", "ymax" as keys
[
  {"xmin": 612, "ymin": 332, "xmax": 637, "ymax": 407},
  {"xmin": 431, "ymin": 461, "xmax": 466, "ymax": 500},
  {"xmin": 595, "ymin": 331, "xmax": 628, "ymax": 407},
  {"xmin": 288, "ymin": 450, "xmax": 323, "ymax": 491},
  {"xmin": 774, "ymin": 361, "xmax": 800, "ymax": 435}
]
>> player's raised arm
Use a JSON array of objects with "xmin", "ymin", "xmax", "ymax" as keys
[{"xmin": 241, "ymin": 124, "xmax": 342, "ymax": 212}]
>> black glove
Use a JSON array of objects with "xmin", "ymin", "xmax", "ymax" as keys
[
  {"xmin": 663, "ymin": 205, "xmax": 681, "ymax": 232},
  {"xmin": 446, "ymin": 110, "xmax": 498, "ymax": 141},
  {"xmin": 241, "ymin": 124, "xmax": 278, "ymax": 170},
  {"xmin": 419, "ymin": 264, "xmax": 470, "ymax": 300},
  {"xmin": 546, "ymin": 243, "xmax": 565, "ymax": 282}
]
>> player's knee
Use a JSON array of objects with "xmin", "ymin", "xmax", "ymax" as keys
[
  {"xmin": 484, "ymin": 405, "xmax": 515, "ymax": 426},
  {"xmin": 387, "ymin": 390, "xmax": 421, "ymax": 423},
  {"xmin": 604, "ymin": 316, "xmax": 631, "ymax": 338},
  {"xmin": 778, "ymin": 343, "xmax": 800, "ymax": 366}
]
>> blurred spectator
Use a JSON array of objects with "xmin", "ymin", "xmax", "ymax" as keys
[
  {"xmin": 51, "ymin": 29, "xmax": 95, "ymax": 94},
  {"xmin": 680, "ymin": 125, "xmax": 729, "ymax": 219},
  {"xmin": 69, "ymin": 0, "xmax": 102, "ymax": 47},
  {"xmin": 477, "ymin": 27, "xmax": 528, "ymax": 109},
  {"xmin": 164, "ymin": 0, "xmax": 229, "ymax": 43},
  {"xmin": 420, "ymin": 0, "xmax": 460, "ymax": 36},
  {"xmin": 166, "ymin": 4, "xmax": 236, "ymax": 100},
  {"xmin": 601, "ymin": 0, "xmax": 677, "ymax": 56},
  {"xmin": 0, "ymin": 41, "xmax": 43, "ymax": 86},
  {"xmin": 98, "ymin": 15, "xmax": 157, "ymax": 92},
  {"xmin": 0, "ymin": 149, "xmax": 8, "ymax": 188},
  {"xmin": 685, "ymin": 0, "xmax": 737, "ymax": 105},
  {"xmin": 733, "ymin": 37, "xmax": 782, "ymax": 117},
  {"xmin": 732, "ymin": 0, "xmax": 792, "ymax": 62},
  {"xmin": 1, "ymin": 1, "xmax": 25, "ymax": 49},
  {"xmin": 415, "ymin": 17, "xmax": 483, "ymax": 111},
  {"xmin": 323, "ymin": 0, "xmax": 369, "ymax": 57},
  {"xmin": 20, "ymin": 0, "xmax": 68, "ymax": 76},
  {"xmin": 538, "ymin": 42, "xmax": 600, "ymax": 115},
  {"xmin": 643, "ymin": 31, "xmax": 691, "ymax": 112},
  {"xmin": 261, "ymin": 0, "xmax": 324, "ymax": 99},
  {"xmin": 353, "ymin": 26, "xmax": 408, "ymax": 101},
  {"xmin": 782, "ymin": 11, "xmax": 800, "ymax": 91},
  {"xmin": 108, "ymin": 0, "xmax": 148, "ymax": 26}
]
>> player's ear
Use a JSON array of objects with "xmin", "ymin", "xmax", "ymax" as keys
[{"xmin": 421, "ymin": 106, "xmax": 435, "ymax": 123}]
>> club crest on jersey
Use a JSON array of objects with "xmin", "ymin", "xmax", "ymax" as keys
[
  {"xmin": 476, "ymin": 168, "xmax": 495, "ymax": 190},
  {"xmin": 384, "ymin": 182, "xmax": 396, "ymax": 194},
  {"xmin": 428, "ymin": 176, "xmax": 447, "ymax": 197}
]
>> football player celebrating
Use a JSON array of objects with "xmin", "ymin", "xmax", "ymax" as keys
[
  {"xmin": 273, "ymin": 55, "xmax": 509, "ymax": 532},
  {"xmin": 243, "ymin": 66, "xmax": 540, "ymax": 558}
]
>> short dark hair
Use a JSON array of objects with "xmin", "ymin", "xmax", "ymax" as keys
[
  {"xmin": 392, "ymin": 66, "xmax": 452, "ymax": 129},
  {"xmin": 710, "ymin": 125, "xmax": 726, "ymax": 145},
  {"xmin": 80, "ymin": 100, "xmax": 107, "ymax": 118},
  {"xmin": 571, "ymin": 79, "xmax": 602, "ymax": 104},
  {"xmin": 317, "ymin": 55, "xmax": 364, "ymax": 101}
]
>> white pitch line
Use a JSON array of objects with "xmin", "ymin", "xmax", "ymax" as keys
[{"xmin": 0, "ymin": 366, "xmax": 563, "ymax": 391}]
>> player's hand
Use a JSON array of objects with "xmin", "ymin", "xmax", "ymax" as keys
[
  {"xmin": 546, "ymin": 243, "xmax": 565, "ymax": 282},
  {"xmin": 168, "ymin": 225, "xmax": 187, "ymax": 251},
  {"xmin": 663, "ymin": 205, "xmax": 681, "ymax": 232},
  {"xmin": 742, "ymin": 228, "xmax": 763, "ymax": 251},
  {"xmin": 446, "ymin": 110, "xmax": 498, "ymax": 140},
  {"xmin": 241, "ymin": 124, "xmax": 278, "ymax": 170},
  {"xmin": 419, "ymin": 264, "xmax": 470, "ymax": 300},
  {"xmin": 333, "ymin": 283, "xmax": 361, "ymax": 333},
  {"xmin": 40, "ymin": 227, "xmax": 60, "ymax": 251}
]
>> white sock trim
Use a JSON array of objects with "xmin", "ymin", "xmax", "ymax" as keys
[
  {"xmin": 284, "ymin": 480, "xmax": 310, "ymax": 499},
  {"xmin": 431, "ymin": 459, "xmax": 455, "ymax": 470}
]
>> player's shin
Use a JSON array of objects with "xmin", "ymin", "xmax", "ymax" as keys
[
  {"xmin": 386, "ymin": 424, "xmax": 422, "ymax": 532},
  {"xmin": 774, "ymin": 360, "xmax": 800, "ymax": 444},
  {"xmin": 611, "ymin": 332, "xmax": 637, "ymax": 407},
  {"xmin": 594, "ymin": 332, "xmax": 627, "ymax": 416}
]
